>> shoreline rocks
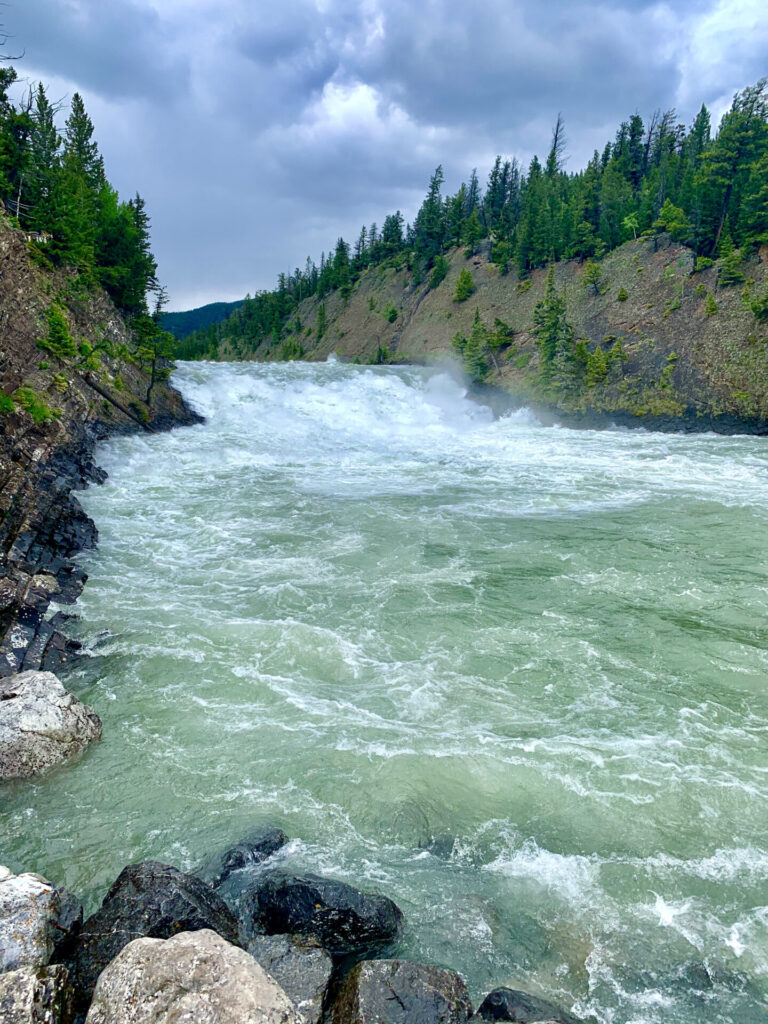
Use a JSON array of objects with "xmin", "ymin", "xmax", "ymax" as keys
[
  {"xmin": 84, "ymin": 929, "xmax": 300, "ymax": 1024},
  {"xmin": 197, "ymin": 826, "xmax": 289, "ymax": 889},
  {"xmin": 2, "ymin": 830, "xmax": 586, "ymax": 1024},
  {"xmin": 0, "ymin": 671, "xmax": 102, "ymax": 780},
  {"xmin": 472, "ymin": 987, "xmax": 583, "ymax": 1023},
  {"xmin": 54, "ymin": 860, "xmax": 238, "ymax": 1017},
  {"xmin": 329, "ymin": 959, "xmax": 473, "ymax": 1024},
  {"xmin": 0, "ymin": 868, "xmax": 61, "ymax": 972},
  {"xmin": 246, "ymin": 934, "xmax": 332, "ymax": 1024},
  {"xmin": 237, "ymin": 870, "xmax": 404, "ymax": 960},
  {"xmin": 0, "ymin": 964, "xmax": 74, "ymax": 1024}
]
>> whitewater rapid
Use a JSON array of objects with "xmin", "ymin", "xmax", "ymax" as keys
[{"xmin": 2, "ymin": 360, "xmax": 767, "ymax": 1024}]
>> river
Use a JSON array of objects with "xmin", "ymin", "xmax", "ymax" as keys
[{"xmin": 2, "ymin": 359, "xmax": 767, "ymax": 1023}]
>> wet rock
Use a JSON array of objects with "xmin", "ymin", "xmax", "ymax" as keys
[
  {"xmin": 0, "ymin": 867, "xmax": 60, "ymax": 971},
  {"xmin": 329, "ymin": 958, "xmax": 472, "ymax": 1024},
  {"xmin": 198, "ymin": 826, "xmax": 288, "ymax": 888},
  {"xmin": 472, "ymin": 987, "xmax": 582, "ymax": 1023},
  {"xmin": 84, "ymin": 928, "xmax": 300, "ymax": 1024},
  {"xmin": 0, "ymin": 670, "xmax": 101, "ymax": 779},
  {"xmin": 0, "ymin": 964, "xmax": 74, "ymax": 1024},
  {"xmin": 51, "ymin": 890, "xmax": 83, "ymax": 960},
  {"xmin": 423, "ymin": 835, "xmax": 457, "ymax": 860},
  {"xmin": 54, "ymin": 860, "xmax": 238, "ymax": 1015},
  {"xmin": 246, "ymin": 934, "xmax": 332, "ymax": 1024},
  {"xmin": 239, "ymin": 870, "xmax": 404, "ymax": 959}
]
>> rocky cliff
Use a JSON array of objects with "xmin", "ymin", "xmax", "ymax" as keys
[{"xmin": 0, "ymin": 214, "xmax": 199, "ymax": 678}]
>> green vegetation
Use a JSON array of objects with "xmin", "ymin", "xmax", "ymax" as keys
[
  {"xmin": 453, "ymin": 268, "xmax": 475, "ymax": 302},
  {"xmin": 38, "ymin": 304, "xmax": 77, "ymax": 358},
  {"xmin": 0, "ymin": 66, "xmax": 176, "ymax": 407},
  {"xmin": 165, "ymin": 78, "xmax": 768, "ymax": 373},
  {"xmin": 583, "ymin": 260, "xmax": 603, "ymax": 295},
  {"xmin": 13, "ymin": 387, "xmax": 60, "ymax": 423},
  {"xmin": 428, "ymin": 254, "xmax": 449, "ymax": 289},
  {"xmin": 705, "ymin": 292, "xmax": 718, "ymax": 316},
  {"xmin": 161, "ymin": 300, "xmax": 243, "ymax": 339},
  {"xmin": 617, "ymin": 286, "xmax": 628, "ymax": 301}
]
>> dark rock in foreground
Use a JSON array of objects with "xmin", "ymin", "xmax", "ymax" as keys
[
  {"xmin": 329, "ymin": 959, "xmax": 472, "ymax": 1024},
  {"xmin": 246, "ymin": 933, "xmax": 332, "ymax": 1024},
  {"xmin": 0, "ymin": 964, "xmax": 74, "ymax": 1024},
  {"xmin": 53, "ymin": 860, "xmax": 238, "ymax": 1016},
  {"xmin": 238, "ymin": 870, "xmax": 404, "ymax": 958},
  {"xmin": 197, "ymin": 826, "xmax": 288, "ymax": 888},
  {"xmin": 473, "ymin": 987, "xmax": 583, "ymax": 1023}
]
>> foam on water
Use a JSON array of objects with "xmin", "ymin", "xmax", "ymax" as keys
[{"xmin": 2, "ymin": 360, "xmax": 768, "ymax": 1024}]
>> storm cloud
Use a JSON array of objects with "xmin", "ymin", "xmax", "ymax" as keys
[{"xmin": 7, "ymin": 0, "xmax": 768, "ymax": 308}]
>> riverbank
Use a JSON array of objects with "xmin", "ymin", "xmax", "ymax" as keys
[
  {"xmin": 203, "ymin": 235, "xmax": 768, "ymax": 435},
  {"xmin": 0, "ymin": 214, "xmax": 201, "ymax": 680}
]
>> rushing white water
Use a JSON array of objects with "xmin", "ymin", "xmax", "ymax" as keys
[{"xmin": 2, "ymin": 359, "xmax": 768, "ymax": 1023}]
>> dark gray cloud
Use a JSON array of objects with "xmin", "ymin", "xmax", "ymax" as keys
[{"xmin": 7, "ymin": 0, "xmax": 768, "ymax": 309}]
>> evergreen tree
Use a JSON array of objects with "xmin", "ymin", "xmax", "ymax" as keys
[
  {"xmin": 454, "ymin": 267, "xmax": 475, "ymax": 302},
  {"xmin": 533, "ymin": 266, "xmax": 573, "ymax": 381}
]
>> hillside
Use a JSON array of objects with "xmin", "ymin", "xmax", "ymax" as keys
[
  {"xmin": 0, "ymin": 212, "xmax": 198, "ymax": 677},
  {"xmin": 161, "ymin": 299, "xmax": 243, "ymax": 339},
  {"xmin": 205, "ymin": 236, "xmax": 768, "ymax": 431}
]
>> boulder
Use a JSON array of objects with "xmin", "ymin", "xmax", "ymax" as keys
[
  {"xmin": 0, "ymin": 867, "xmax": 60, "ymax": 971},
  {"xmin": 472, "ymin": 988, "xmax": 583, "ymax": 1023},
  {"xmin": 198, "ymin": 826, "xmax": 288, "ymax": 888},
  {"xmin": 84, "ymin": 928, "xmax": 300, "ymax": 1024},
  {"xmin": 54, "ymin": 860, "xmax": 238, "ymax": 1015},
  {"xmin": 0, "ymin": 964, "xmax": 74, "ymax": 1024},
  {"xmin": 0, "ymin": 670, "xmax": 101, "ymax": 779},
  {"xmin": 247, "ymin": 934, "xmax": 332, "ymax": 1024},
  {"xmin": 239, "ymin": 870, "xmax": 404, "ymax": 958},
  {"xmin": 329, "ymin": 959, "xmax": 472, "ymax": 1024}
]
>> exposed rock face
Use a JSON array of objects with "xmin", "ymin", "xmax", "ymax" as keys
[
  {"xmin": 472, "ymin": 988, "xmax": 583, "ymax": 1023},
  {"xmin": 198, "ymin": 826, "xmax": 288, "ymax": 888},
  {"xmin": 329, "ymin": 959, "xmax": 472, "ymax": 1024},
  {"xmin": 239, "ymin": 870, "xmax": 404, "ymax": 958},
  {"xmin": 54, "ymin": 860, "xmax": 238, "ymax": 1015},
  {"xmin": 84, "ymin": 928, "xmax": 300, "ymax": 1024},
  {"xmin": 0, "ymin": 867, "xmax": 60, "ymax": 971},
  {"xmin": 246, "ymin": 933, "xmax": 332, "ymax": 1024},
  {"xmin": 0, "ymin": 965, "xmax": 74, "ymax": 1024},
  {"xmin": 0, "ymin": 670, "xmax": 102, "ymax": 779}
]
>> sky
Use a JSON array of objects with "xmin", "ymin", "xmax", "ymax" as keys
[{"xmin": 6, "ymin": 0, "xmax": 768, "ymax": 310}]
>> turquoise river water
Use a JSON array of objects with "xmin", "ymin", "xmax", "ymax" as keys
[{"xmin": 1, "ymin": 360, "xmax": 767, "ymax": 1023}]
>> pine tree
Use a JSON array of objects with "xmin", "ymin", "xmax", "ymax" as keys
[
  {"xmin": 533, "ymin": 266, "xmax": 573, "ymax": 381},
  {"xmin": 583, "ymin": 260, "xmax": 603, "ymax": 295},
  {"xmin": 717, "ymin": 223, "xmax": 745, "ymax": 286},
  {"xmin": 453, "ymin": 268, "xmax": 475, "ymax": 302}
]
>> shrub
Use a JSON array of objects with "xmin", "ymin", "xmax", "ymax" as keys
[
  {"xmin": 38, "ymin": 305, "xmax": 77, "ymax": 359},
  {"xmin": 14, "ymin": 387, "xmax": 60, "ymax": 423},
  {"xmin": 384, "ymin": 304, "xmax": 398, "ymax": 323},
  {"xmin": 705, "ymin": 292, "xmax": 718, "ymax": 316},
  {"xmin": 617, "ymin": 287, "xmax": 628, "ymax": 302}
]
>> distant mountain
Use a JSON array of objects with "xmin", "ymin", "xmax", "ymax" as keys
[{"xmin": 162, "ymin": 300, "xmax": 244, "ymax": 340}]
